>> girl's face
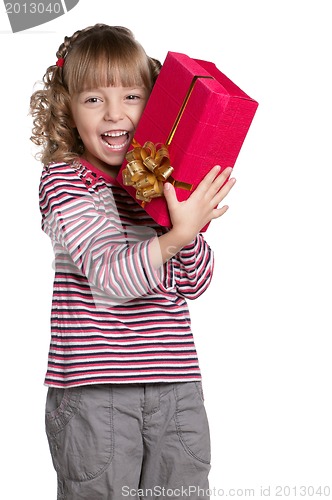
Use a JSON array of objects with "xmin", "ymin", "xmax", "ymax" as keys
[{"xmin": 70, "ymin": 85, "xmax": 149, "ymax": 176}]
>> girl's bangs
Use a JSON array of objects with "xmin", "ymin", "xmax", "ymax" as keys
[{"xmin": 66, "ymin": 43, "xmax": 152, "ymax": 94}]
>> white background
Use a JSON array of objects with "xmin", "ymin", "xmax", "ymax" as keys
[{"xmin": 1, "ymin": 0, "xmax": 331, "ymax": 498}]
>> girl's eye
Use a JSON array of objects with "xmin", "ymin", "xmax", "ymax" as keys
[
  {"xmin": 85, "ymin": 97, "xmax": 100, "ymax": 104},
  {"xmin": 126, "ymin": 95, "xmax": 140, "ymax": 101}
]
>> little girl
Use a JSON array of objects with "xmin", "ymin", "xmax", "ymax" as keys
[{"xmin": 31, "ymin": 24, "xmax": 235, "ymax": 500}]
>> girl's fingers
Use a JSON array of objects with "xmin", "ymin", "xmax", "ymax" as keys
[
  {"xmin": 212, "ymin": 204, "xmax": 229, "ymax": 219},
  {"xmin": 163, "ymin": 165, "xmax": 236, "ymax": 229},
  {"xmin": 163, "ymin": 182, "xmax": 178, "ymax": 211},
  {"xmin": 195, "ymin": 165, "xmax": 233, "ymax": 196},
  {"xmin": 195, "ymin": 165, "xmax": 223, "ymax": 192},
  {"xmin": 214, "ymin": 166, "xmax": 233, "ymax": 189},
  {"xmin": 211, "ymin": 176, "xmax": 236, "ymax": 206}
]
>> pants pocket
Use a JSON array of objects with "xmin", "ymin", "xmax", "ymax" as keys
[
  {"xmin": 45, "ymin": 385, "xmax": 114, "ymax": 482},
  {"xmin": 173, "ymin": 382, "xmax": 211, "ymax": 464}
]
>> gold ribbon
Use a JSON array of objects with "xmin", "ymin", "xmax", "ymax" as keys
[
  {"xmin": 122, "ymin": 74, "xmax": 214, "ymax": 204},
  {"xmin": 123, "ymin": 139, "xmax": 177, "ymax": 203}
]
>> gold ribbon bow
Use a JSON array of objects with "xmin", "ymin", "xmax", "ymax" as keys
[{"xmin": 123, "ymin": 139, "xmax": 192, "ymax": 205}]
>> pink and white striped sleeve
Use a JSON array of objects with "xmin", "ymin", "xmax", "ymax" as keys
[
  {"xmin": 173, "ymin": 234, "xmax": 215, "ymax": 299},
  {"xmin": 39, "ymin": 167, "xmax": 165, "ymax": 301}
]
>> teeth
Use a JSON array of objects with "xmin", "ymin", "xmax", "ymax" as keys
[
  {"xmin": 103, "ymin": 131, "xmax": 127, "ymax": 137},
  {"xmin": 104, "ymin": 142, "xmax": 126, "ymax": 150},
  {"xmin": 101, "ymin": 137, "xmax": 128, "ymax": 150},
  {"xmin": 101, "ymin": 130, "xmax": 129, "ymax": 151}
]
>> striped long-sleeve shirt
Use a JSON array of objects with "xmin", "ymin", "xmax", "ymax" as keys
[{"xmin": 39, "ymin": 159, "xmax": 214, "ymax": 387}]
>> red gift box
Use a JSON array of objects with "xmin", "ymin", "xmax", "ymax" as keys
[{"xmin": 117, "ymin": 51, "xmax": 258, "ymax": 230}]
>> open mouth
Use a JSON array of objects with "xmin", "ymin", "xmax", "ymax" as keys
[{"xmin": 101, "ymin": 130, "xmax": 130, "ymax": 151}]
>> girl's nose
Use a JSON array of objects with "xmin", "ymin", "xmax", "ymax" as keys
[{"xmin": 104, "ymin": 101, "xmax": 124, "ymax": 122}]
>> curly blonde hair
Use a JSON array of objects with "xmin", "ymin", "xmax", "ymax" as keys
[{"xmin": 30, "ymin": 24, "xmax": 161, "ymax": 166}]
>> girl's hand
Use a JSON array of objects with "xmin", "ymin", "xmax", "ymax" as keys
[{"xmin": 163, "ymin": 165, "xmax": 236, "ymax": 245}]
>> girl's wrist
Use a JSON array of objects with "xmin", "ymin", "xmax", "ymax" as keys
[
  {"xmin": 168, "ymin": 223, "xmax": 199, "ymax": 248},
  {"xmin": 149, "ymin": 228, "xmax": 196, "ymax": 269}
]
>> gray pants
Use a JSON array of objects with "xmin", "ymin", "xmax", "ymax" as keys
[{"xmin": 45, "ymin": 382, "xmax": 211, "ymax": 499}]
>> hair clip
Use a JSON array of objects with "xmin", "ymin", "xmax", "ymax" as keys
[{"xmin": 56, "ymin": 58, "xmax": 65, "ymax": 68}]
